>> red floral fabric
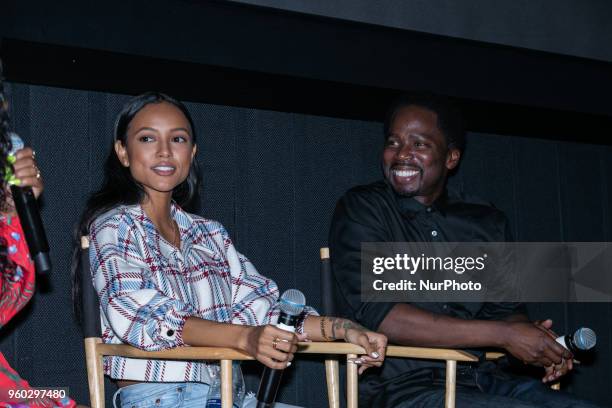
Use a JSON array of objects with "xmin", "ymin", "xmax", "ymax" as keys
[{"xmin": 0, "ymin": 215, "xmax": 75, "ymax": 408}]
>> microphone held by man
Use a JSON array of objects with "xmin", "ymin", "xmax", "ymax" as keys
[{"xmin": 556, "ymin": 327, "xmax": 596, "ymax": 355}]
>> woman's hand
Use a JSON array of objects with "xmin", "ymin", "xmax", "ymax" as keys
[
  {"xmin": 4, "ymin": 147, "xmax": 43, "ymax": 213},
  {"xmin": 302, "ymin": 316, "xmax": 387, "ymax": 374},
  {"xmin": 243, "ymin": 324, "xmax": 298, "ymax": 370},
  {"xmin": 343, "ymin": 323, "xmax": 387, "ymax": 375},
  {"xmin": 11, "ymin": 147, "xmax": 43, "ymax": 197}
]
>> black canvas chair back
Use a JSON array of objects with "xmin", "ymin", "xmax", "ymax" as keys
[
  {"xmin": 80, "ymin": 237, "xmax": 101, "ymax": 339},
  {"xmin": 320, "ymin": 248, "xmax": 337, "ymax": 316}
]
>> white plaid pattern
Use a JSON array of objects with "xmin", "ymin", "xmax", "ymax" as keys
[{"xmin": 89, "ymin": 204, "xmax": 315, "ymax": 382}]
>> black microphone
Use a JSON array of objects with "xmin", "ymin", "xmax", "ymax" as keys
[
  {"xmin": 256, "ymin": 289, "xmax": 306, "ymax": 408},
  {"xmin": 8, "ymin": 133, "xmax": 52, "ymax": 274},
  {"xmin": 556, "ymin": 327, "xmax": 596, "ymax": 354}
]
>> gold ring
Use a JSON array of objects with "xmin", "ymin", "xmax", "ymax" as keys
[{"xmin": 272, "ymin": 337, "xmax": 280, "ymax": 351}]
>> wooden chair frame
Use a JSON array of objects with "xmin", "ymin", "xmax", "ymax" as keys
[
  {"xmin": 322, "ymin": 343, "xmax": 477, "ymax": 408},
  {"xmin": 85, "ymin": 339, "xmax": 251, "ymax": 408},
  {"xmin": 319, "ymin": 248, "xmax": 481, "ymax": 408},
  {"xmin": 80, "ymin": 237, "xmax": 478, "ymax": 408},
  {"xmin": 318, "ymin": 247, "xmax": 560, "ymax": 407},
  {"xmin": 84, "ymin": 337, "xmax": 477, "ymax": 408},
  {"xmin": 81, "ymin": 236, "xmax": 261, "ymax": 408}
]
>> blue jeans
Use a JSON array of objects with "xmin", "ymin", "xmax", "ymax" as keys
[{"xmin": 113, "ymin": 382, "xmax": 302, "ymax": 408}]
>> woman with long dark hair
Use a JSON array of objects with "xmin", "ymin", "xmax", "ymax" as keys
[
  {"xmin": 0, "ymin": 62, "xmax": 76, "ymax": 407},
  {"xmin": 74, "ymin": 92, "xmax": 386, "ymax": 407}
]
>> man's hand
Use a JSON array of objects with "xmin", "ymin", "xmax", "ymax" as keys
[
  {"xmin": 542, "ymin": 358, "xmax": 573, "ymax": 383},
  {"xmin": 502, "ymin": 319, "xmax": 572, "ymax": 368},
  {"xmin": 533, "ymin": 319, "xmax": 574, "ymax": 382}
]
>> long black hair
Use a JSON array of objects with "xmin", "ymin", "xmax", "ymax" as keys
[
  {"xmin": 72, "ymin": 92, "xmax": 201, "ymax": 323},
  {"xmin": 0, "ymin": 59, "xmax": 16, "ymax": 276},
  {"xmin": 0, "ymin": 60, "xmax": 12, "ymax": 211}
]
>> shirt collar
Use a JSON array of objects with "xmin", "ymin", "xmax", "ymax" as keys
[
  {"xmin": 391, "ymin": 184, "xmax": 449, "ymax": 217},
  {"xmin": 125, "ymin": 203, "xmax": 201, "ymax": 256}
]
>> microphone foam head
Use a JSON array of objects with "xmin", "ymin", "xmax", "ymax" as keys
[
  {"xmin": 575, "ymin": 327, "xmax": 596, "ymax": 350},
  {"xmin": 279, "ymin": 289, "xmax": 306, "ymax": 317}
]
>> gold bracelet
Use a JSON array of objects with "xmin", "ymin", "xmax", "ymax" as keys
[{"xmin": 320, "ymin": 318, "xmax": 332, "ymax": 341}]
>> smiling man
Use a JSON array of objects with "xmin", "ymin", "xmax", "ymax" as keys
[
  {"xmin": 328, "ymin": 93, "xmax": 601, "ymax": 407},
  {"xmin": 381, "ymin": 102, "xmax": 459, "ymax": 205}
]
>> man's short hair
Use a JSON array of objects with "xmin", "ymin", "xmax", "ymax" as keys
[{"xmin": 383, "ymin": 92, "xmax": 466, "ymax": 151}]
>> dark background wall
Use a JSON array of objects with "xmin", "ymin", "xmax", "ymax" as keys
[
  {"xmin": 1, "ymin": 0, "xmax": 612, "ymax": 407},
  {"xmin": 1, "ymin": 82, "xmax": 611, "ymax": 407},
  {"xmin": 230, "ymin": 0, "xmax": 612, "ymax": 62},
  {"xmin": 3, "ymin": 0, "xmax": 612, "ymax": 120}
]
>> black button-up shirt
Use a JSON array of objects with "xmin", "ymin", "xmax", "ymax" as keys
[{"xmin": 329, "ymin": 180, "xmax": 526, "ymax": 407}]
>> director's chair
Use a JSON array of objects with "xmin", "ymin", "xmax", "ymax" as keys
[
  {"xmin": 79, "ymin": 237, "xmax": 476, "ymax": 408},
  {"xmin": 320, "ymin": 248, "xmax": 478, "ymax": 408}
]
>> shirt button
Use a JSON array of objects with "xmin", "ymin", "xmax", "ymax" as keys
[
  {"xmin": 426, "ymin": 207, "xmax": 433, "ymax": 213},
  {"xmin": 167, "ymin": 329, "xmax": 175, "ymax": 337},
  {"xmin": 431, "ymin": 230, "xmax": 438, "ymax": 237},
  {"xmin": 442, "ymin": 304, "xmax": 448, "ymax": 310}
]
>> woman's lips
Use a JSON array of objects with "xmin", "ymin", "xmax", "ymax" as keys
[{"xmin": 151, "ymin": 165, "xmax": 176, "ymax": 176}]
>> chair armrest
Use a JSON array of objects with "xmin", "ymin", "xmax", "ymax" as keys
[
  {"xmin": 94, "ymin": 341, "xmax": 478, "ymax": 362},
  {"xmin": 486, "ymin": 351, "xmax": 505, "ymax": 360},
  {"xmin": 95, "ymin": 343, "xmax": 254, "ymax": 360},
  {"xmin": 386, "ymin": 346, "xmax": 478, "ymax": 362},
  {"xmin": 297, "ymin": 342, "xmax": 478, "ymax": 362}
]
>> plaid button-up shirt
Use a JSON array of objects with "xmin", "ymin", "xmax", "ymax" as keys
[{"xmin": 89, "ymin": 204, "xmax": 314, "ymax": 382}]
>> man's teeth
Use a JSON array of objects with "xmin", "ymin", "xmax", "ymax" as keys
[
  {"xmin": 392, "ymin": 169, "xmax": 419, "ymax": 177},
  {"xmin": 154, "ymin": 166, "xmax": 175, "ymax": 171}
]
